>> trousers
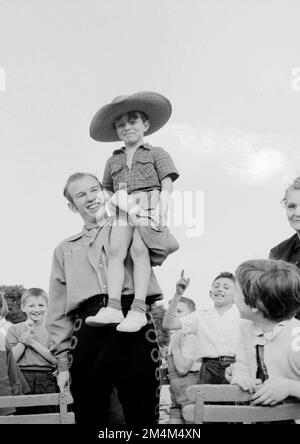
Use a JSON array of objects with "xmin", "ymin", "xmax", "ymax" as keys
[{"xmin": 69, "ymin": 294, "xmax": 161, "ymax": 425}]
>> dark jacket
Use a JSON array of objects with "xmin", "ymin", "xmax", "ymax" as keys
[{"xmin": 269, "ymin": 233, "xmax": 299, "ymax": 262}]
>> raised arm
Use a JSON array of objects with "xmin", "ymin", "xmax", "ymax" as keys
[{"xmin": 163, "ymin": 270, "xmax": 190, "ymax": 330}]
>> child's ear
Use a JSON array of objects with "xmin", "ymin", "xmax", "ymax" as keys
[
  {"xmin": 144, "ymin": 120, "xmax": 150, "ymax": 133},
  {"xmin": 68, "ymin": 202, "xmax": 78, "ymax": 214},
  {"xmin": 209, "ymin": 290, "xmax": 212, "ymax": 300}
]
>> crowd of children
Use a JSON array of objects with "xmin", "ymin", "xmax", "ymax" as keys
[{"xmin": 1, "ymin": 90, "xmax": 300, "ymax": 424}]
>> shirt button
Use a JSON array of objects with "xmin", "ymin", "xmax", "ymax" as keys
[
  {"xmin": 104, "ymin": 284, "xmax": 107, "ymax": 289},
  {"xmin": 99, "ymin": 264, "xmax": 103, "ymax": 268}
]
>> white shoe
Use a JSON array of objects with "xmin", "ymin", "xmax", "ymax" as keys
[
  {"xmin": 85, "ymin": 307, "xmax": 124, "ymax": 326},
  {"xmin": 116, "ymin": 310, "xmax": 147, "ymax": 332}
]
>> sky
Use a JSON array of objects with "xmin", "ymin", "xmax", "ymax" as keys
[{"xmin": 1, "ymin": 0, "xmax": 300, "ymax": 308}]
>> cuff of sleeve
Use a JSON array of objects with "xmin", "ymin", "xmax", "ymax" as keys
[{"xmin": 56, "ymin": 354, "xmax": 70, "ymax": 372}]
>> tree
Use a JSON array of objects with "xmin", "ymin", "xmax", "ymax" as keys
[{"xmin": 0, "ymin": 285, "xmax": 26, "ymax": 323}]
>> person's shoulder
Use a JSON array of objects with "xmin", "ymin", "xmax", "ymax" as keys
[
  {"xmin": 54, "ymin": 231, "xmax": 83, "ymax": 252},
  {"xmin": 145, "ymin": 144, "xmax": 168, "ymax": 156},
  {"xmin": 270, "ymin": 234, "xmax": 298, "ymax": 257},
  {"xmin": 7, "ymin": 321, "xmax": 26, "ymax": 333}
]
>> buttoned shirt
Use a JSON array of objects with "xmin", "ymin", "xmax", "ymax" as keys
[
  {"xmin": 47, "ymin": 220, "xmax": 163, "ymax": 370},
  {"xmin": 179, "ymin": 305, "xmax": 241, "ymax": 359},
  {"xmin": 102, "ymin": 143, "xmax": 179, "ymax": 194},
  {"xmin": 232, "ymin": 318, "xmax": 300, "ymax": 383}
]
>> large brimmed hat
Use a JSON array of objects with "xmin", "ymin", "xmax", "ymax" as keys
[{"xmin": 90, "ymin": 91, "xmax": 172, "ymax": 142}]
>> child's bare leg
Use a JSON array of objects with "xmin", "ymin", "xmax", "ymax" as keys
[
  {"xmin": 117, "ymin": 228, "xmax": 150, "ymax": 332},
  {"xmin": 86, "ymin": 223, "xmax": 133, "ymax": 326}
]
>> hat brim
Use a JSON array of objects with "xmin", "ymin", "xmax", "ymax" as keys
[{"xmin": 90, "ymin": 91, "xmax": 172, "ymax": 142}]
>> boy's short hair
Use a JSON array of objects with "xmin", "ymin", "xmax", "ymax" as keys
[
  {"xmin": 113, "ymin": 111, "xmax": 149, "ymax": 128},
  {"xmin": 212, "ymin": 271, "xmax": 235, "ymax": 285},
  {"xmin": 281, "ymin": 176, "xmax": 300, "ymax": 205},
  {"xmin": 179, "ymin": 296, "xmax": 196, "ymax": 313},
  {"xmin": 63, "ymin": 172, "xmax": 102, "ymax": 204},
  {"xmin": 235, "ymin": 259, "xmax": 300, "ymax": 321},
  {"xmin": 0, "ymin": 292, "xmax": 8, "ymax": 318},
  {"xmin": 168, "ymin": 296, "xmax": 196, "ymax": 312},
  {"xmin": 21, "ymin": 288, "xmax": 48, "ymax": 308}
]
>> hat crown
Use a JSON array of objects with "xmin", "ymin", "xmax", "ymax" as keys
[{"xmin": 111, "ymin": 95, "xmax": 128, "ymax": 105}]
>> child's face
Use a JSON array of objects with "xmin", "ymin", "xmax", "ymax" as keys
[
  {"xmin": 286, "ymin": 189, "xmax": 300, "ymax": 235},
  {"xmin": 234, "ymin": 282, "xmax": 254, "ymax": 320},
  {"xmin": 210, "ymin": 278, "xmax": 235, "ymax": 308},
  {"xmin": 22, "ymin": 296, "xmax": 48, "ymax": 323},
  {"xmin": 114, "ymin": 113, "xmax": 150, "ymax": 147},
  {"xmin": 175, "ymin": 302, "xmax": 191, "ymax": 318}
]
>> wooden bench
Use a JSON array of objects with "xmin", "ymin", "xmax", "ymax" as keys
[
  {"xmin": 183, "ymin": 384, "xmax": 300, "ymax": 424},
  {"xmin": 0, "ymin": 392, "xmax": 75, "ymax": 424}
]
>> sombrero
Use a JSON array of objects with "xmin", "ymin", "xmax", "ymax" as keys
[{"xmin": 90, "ymin": 91, "xmax": 172, "ymax": 142}]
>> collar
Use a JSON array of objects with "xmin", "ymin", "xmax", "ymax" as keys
[
  {"xmin": 294, "ymin": 235, "xmax": 300, "ymax": 250},
  {"xmin": 66, "ymin": 215, "xmax": 109, "ymax": 243},
  {"xmin": 112, "ymin": 143, "xmax": 151, "ymax": 156},
  {"xmin": 253, "ymin": 320, "xmax": 289, "ymax": 343}
]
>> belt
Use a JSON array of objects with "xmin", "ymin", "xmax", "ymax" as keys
[{"xmin": 203, "ymin": 356, "xmax": 236, "ymax": 364}]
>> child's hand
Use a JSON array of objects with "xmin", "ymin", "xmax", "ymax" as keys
[
  {"xmin": 176, "ymin": 270, "xmax": 190, "ymax": 296},
  {"xmin": 57, "ymin": 371, "xmax": 70, "ymax": 392},
  {"xmin": 231, "ymin": 375, "xmax": 257, "ymax": 393},
  {"xmin": 172, "ymin": 330, "xmax": 188, "ymax": 345},
  {"xmin": 250, "ymin": 378, "xmax": 291, "ymax": 406},
  {"xmin": 19, "ymin": 330, "xmax": 34, "ymax": 346},
  {"xmin": 225, "ymin": 364, "xmax": 234, "ymax": 383}
]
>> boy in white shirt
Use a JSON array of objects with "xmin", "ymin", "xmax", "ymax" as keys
[{"xmin": 164, "ymin": 271, "xmax": 240, "ymax": 384}]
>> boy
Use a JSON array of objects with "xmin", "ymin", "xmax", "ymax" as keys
[
  {"xmin": 87, "ymin": 91, "xmax": 179, "ymax": 332},
  {"xmin": 231, "ymin": 259, "xmax": 300, "ymax": 405},
  {"xmin": 167, "ymin": 285, "xmax": 201, "ymax": 424},
  {"xmin": 6, "ymin": 288, "xmax": 57, "ymax": 398},
  {"xmin": 163, "ymin": 271, "xmax": 240, "ymax": 384}
]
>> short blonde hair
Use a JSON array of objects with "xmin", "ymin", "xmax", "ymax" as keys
[{"xmin": 21, "ymin": 288, "xmax": 48, "ymax": 308}]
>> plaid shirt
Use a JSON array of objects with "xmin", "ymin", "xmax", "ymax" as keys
[{"xmin": 102, "ymin": 143, "xmax": 179, "ymax": 194}]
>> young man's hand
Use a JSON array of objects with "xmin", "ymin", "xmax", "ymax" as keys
[
  {"xmin": 250, "ymin": 378, "xmax": 291, "ymax": 405},
  {"xmin": 57, "ymin": 371, "xmax": 70, "ymax": 392},
  {"xmin": 176, "ymin": 270, "xmax": 190, "ymax": 296}
]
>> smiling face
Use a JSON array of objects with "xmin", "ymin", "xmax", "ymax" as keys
[
  {"xmin": 210, "ymin": 277, "xmax": 235, "ymax": 308},
  {"xmin": 67, "ymin": 175, "xmax": 105, "ymax": 225},
  {"xmin": 114, "ymin": 112, "xmax": 150, "ymax": 147},
  {"xmin": 285, "ymin": 188, "xmax": 300, "ymax": 235},
  {"xmin": 22, "ymin": 296, "xmax": 47, "ymax": 324}
]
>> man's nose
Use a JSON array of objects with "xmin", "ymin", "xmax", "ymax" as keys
[{"xmin": 295, "ymin": 205, "xmax": 300, "ymax": 216}]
